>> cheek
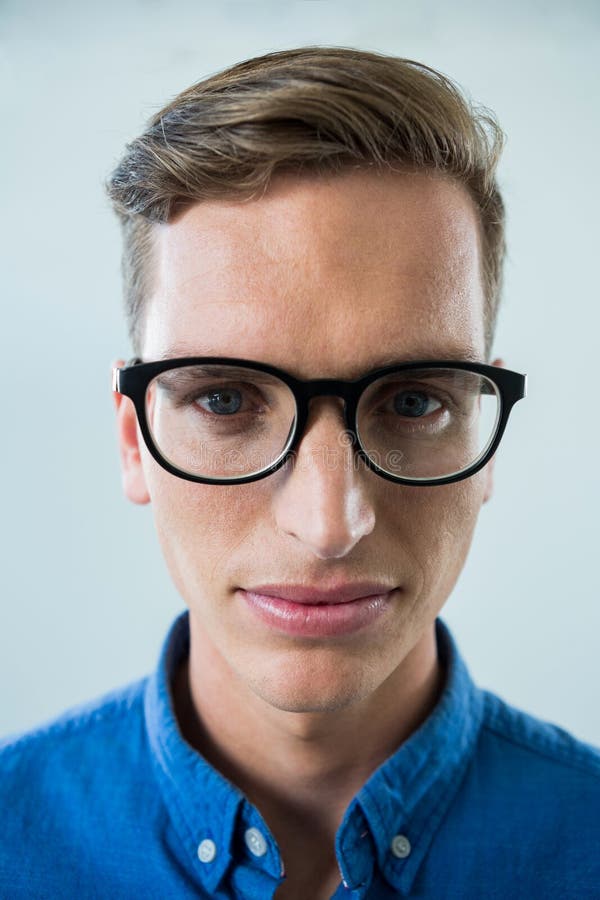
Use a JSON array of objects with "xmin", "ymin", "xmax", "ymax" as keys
[
  {"xmin": 143, "ymin": 453, "xmax": 269, "ymax": 595},
  {"xmin": 390, "ymin": 474, "xmax": 486, "ymax": 603}
]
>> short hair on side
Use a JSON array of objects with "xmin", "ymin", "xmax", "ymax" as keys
[{"xmin": 105, "ymin": 46, "xmax": 506, "ymax": 359}]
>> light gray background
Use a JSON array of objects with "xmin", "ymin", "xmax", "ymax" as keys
[{"xmin": 2, "ymin": 0, "xmax": 599, "ymax": 744}]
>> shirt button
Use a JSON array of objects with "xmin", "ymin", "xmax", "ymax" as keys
[
  {"xmin": 197, "ymin": 838, "xmax": 217, "ymax": 863},
  {"xmin": 390, "ymin": 834, "xmax": 411, "ymax": 859},
  {"xmin": 245, "ymin": 827, "xmax": 268, "ymax": 857}
]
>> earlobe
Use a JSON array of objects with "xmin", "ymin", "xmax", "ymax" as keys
[
  {"xmin": 482, "ymin": 456, "xmax": 495, "ymax": 504},
  {"xmin": 112, "ymin": 361, "xmax": 151, "ymax": 505}
]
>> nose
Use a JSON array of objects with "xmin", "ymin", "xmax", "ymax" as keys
[{"xmin": 271, "ymin": 398, "xmax": 377, "ymax": 559}]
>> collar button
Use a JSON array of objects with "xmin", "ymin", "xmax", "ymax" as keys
[
  {"xmin": 197, "ymin": 838, "xmax": 217, "ymax": 864},
  {"xmin": 245, "ymin": 827, "xmax": 268, "ymax": 857},
  {"xmin": 390, "ymin": 834, "xmax": 411, "ymax": 859}
]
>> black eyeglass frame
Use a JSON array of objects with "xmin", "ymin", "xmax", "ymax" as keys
[{"xmin": 113, "ymin": 356, "xmax": 526, "ymax": 487}]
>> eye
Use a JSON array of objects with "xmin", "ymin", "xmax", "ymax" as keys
[
  {"xmin": 197, "ymin": 387, "xmax": 244, "ymax": 415},
  {"xmin": 393, "ymin": 390, "xmax": 442, "ymax": 418}
]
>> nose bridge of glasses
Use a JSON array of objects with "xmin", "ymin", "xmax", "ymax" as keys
[
  {"xmin": 296, "ymin": 380, "xmax": 356, "ymax": 447},
  {"xmin": 303, "ymin": 380, "xmax": 355, "ymax": 417},
  {"xmin": 301, "ymin": 379, "xmax": 355, "ymax": 406}
]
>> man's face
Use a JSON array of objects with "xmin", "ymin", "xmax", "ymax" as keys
[{"xmin": 116, "ymin": 169, "xmax": 495, "ymax": 713}]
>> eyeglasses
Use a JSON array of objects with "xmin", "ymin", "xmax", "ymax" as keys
[{"xmin": 113, "ymin": 357, "xmax": 526, "ymax": 487}]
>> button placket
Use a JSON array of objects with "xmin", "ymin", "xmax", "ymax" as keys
[{"xmin": 337, "ymin": 812, "xmax": 375, "ymax": 891}]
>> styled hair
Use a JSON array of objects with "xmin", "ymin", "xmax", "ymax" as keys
[{"xmin": 105, "ymin": 46, "xmax": 505, "ymax": 358}]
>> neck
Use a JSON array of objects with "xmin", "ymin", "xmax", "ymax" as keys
[{"xmin": 173, "ymin": 616, "xmax": 444, "ymax": 861}]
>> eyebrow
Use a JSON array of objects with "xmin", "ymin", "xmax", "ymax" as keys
[
  {"xmin": 157, "ymin": 345, "xmax": 485, "ymax": 368},
  {"xmin": 158, "ymin": 345, "xmax": 214, "ymax": 360},
  {"xmin": 369, "ymin": 348, "xmax": 484, "ymax": 366},
  {"xmin": 156, "ymin": 365, "xmax": 282, "ymax": 387}
]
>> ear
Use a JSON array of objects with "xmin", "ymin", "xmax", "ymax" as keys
[
  {"xmin": 482, "ymin": 356, "xmax": 504, "ymax": 505},
  {"xmin": 112, "ymin": 359, "xmax": 151, "ymax": 505}
]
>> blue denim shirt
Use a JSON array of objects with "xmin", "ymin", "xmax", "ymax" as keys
[{"xmin": 1, "ymin": 610, "xmax": 599, "ymax": 898}]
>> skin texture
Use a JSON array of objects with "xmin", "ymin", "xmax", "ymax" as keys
[{"xmin": 114, "ymin": 169, "xmax": 501, "ymax": 898}]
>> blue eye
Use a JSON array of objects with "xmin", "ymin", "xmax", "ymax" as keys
[
  {"xmin": 203, "ymin": 389, "xmax": 243, "ymax": 415},
  {"xmin": 393, "ymin": 391, "xmax": 440, "ymax": 417}
]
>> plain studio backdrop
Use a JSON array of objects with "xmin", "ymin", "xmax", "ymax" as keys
[{"xmin": 1, "ymin": 0, "xmax": 599, "ymax": 745}]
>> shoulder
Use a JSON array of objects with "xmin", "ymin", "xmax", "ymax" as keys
[
  {"xmin": 0, "ymin": 678, "xmax": 152, "ymax": 882},
  {"xmin": 0, "ymin": 676, "xmax": 148, "ymax": 789},
  {"xmin": 427, "ymin": 687, "xmax": 600, "ymax": 896},
  {"xmin": 479, "ymin": 687, "xmax": 600, "ymax": 781},
  {"xmin": 0, "ymin": 679, "xmax": 185, "ymax": 896},
  {"xmin": 465, "ymin": 687, "xmax": 600, "ymax": 852}
]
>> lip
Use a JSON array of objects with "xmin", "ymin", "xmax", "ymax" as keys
[
  {"xmin": 238, "ymin": 586, "xmax": 398, "ymax": 638},
  {"xmin": 243, "ymin": 581, "xmax": 397, "ymax": 605}
]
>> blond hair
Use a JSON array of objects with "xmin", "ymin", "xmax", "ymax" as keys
[{"xmin": 106, "ymin": 46, "xmax": 505, "ymax": 357}]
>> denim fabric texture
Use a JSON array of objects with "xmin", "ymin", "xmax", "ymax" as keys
[{"xmin": 1, "ymin": 610, "xmax": 599, "ymax": 898}]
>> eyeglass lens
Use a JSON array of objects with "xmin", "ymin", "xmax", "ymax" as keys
[{"xmin": 144, "ymin": 364, "xmax": 500, "ymax": 482}]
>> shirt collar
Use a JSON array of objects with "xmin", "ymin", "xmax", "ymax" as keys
[
  {"xmin": 144, "ymin": 610, "xmax": 483, "ymax": 896},
  {"xmin": 336, "ymin": 617, "xmax": 484, "ymax": 894}
]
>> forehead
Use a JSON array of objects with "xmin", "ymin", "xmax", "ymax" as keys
[{"xmin": 143, "ymin": 169, "xmax": 486, "ymax": 376}]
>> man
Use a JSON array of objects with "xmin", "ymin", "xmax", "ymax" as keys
[{"xmin": 1, "ymin": 46, "xmax": 598, "ymax": 899}]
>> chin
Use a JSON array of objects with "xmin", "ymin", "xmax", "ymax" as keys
[
  {"xmin": 250, "ymin": 684, "xmax": 366, "ymax": 715},
  {"xmin": 244, "ymin": 648, "xmax": 381, "ymax": 714}
]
